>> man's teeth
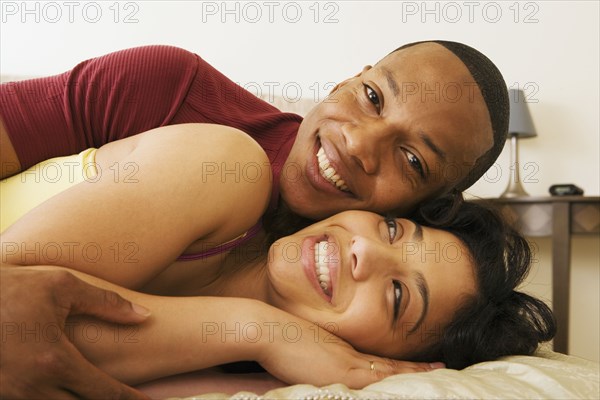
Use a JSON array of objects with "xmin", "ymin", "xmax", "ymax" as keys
[
  {"xmin": 314, "ymin": 241, "xmax": 332, "ymax": 294},
  {"xmin": 317, "ymin": 147, "xmax": 349, "ymax": 192}
]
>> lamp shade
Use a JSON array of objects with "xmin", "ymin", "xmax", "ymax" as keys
[{"xmin": 508, "ymin": 89, "xmax": 537, "ymax": 138}]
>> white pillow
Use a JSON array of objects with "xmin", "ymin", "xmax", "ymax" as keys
[{"xmin": 186, "ymin": 350, "xmax": 599, "ymax": 400}]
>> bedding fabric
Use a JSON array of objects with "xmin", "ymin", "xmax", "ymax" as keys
[{"xmin": 179, "ymin": 350, "xmax": 599, "ymax": 400}]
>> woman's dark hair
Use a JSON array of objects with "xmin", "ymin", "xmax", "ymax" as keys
[
  {"xmin": 408, "ymin": 194, "xmax": 556, "ymax": 369},
  {"xmin": 390, "ymin": 40, "xmax": 510, "ymax": 192},
  {"xmin": 262, "ymin": 201, "xmax": 314, "ymax": 245}
]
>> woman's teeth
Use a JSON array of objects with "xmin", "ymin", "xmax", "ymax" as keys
[
  {"xmin": 317, "ymin": 147, "xmax": 349, "ymax": 192},
  {"xmin": 314, "ymin": 241, "xmax": 332, "ymax": 296}
]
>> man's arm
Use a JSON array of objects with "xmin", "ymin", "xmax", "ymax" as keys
[
  {"xmin": 0, "ymin": 45, "xmax": 201, "ymax": 178},
  {"xmin": 0, "ymin": 115, "xmax": 21, "ymax": 179},
  {"xmin": 0, "ymin": 44, "xmax": 299, "ymax": 182},
  {"xmin": 0, "ymin": 266, "xmax": 151, "ymax": 399}
]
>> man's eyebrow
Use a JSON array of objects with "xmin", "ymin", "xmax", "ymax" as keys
[
  {"xmin": 407, "ymin": 271, "xmax": 429, "ymax": 336},
  {"xmin": 382, "ymin": 67, "xmax": 400, "ymax": 99},
  {"xmin": 419, "ymin": 132, "xmax": 447, "ymax": 163},
  {"xmin": 380, "ymin": 67, "xmax": 446, "ymax": 166}
]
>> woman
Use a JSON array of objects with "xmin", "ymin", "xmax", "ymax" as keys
[
  {"xmin": 2, "ymin": 124, "xmax": 555, "ymax": 390},
  {"xmin": 11, "ymin": 196, "xmax": 555, "ymax": 391}
]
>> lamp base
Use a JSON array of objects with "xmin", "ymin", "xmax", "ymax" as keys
[
  {"xmin": 500, "ymin": 135, "xmax": 530, "ymax": 198},
  {"xmin": 501, "ymin": 180, "xmax": 530, "ymax": 198}
]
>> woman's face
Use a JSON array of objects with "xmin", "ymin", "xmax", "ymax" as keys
[
  {"xmin": 280, "ymin": 42, "xmax": 493, "ymax": 219},
  {"xmin": 266, "ymin": 210, "xmax": 477, "ymax": 359}
]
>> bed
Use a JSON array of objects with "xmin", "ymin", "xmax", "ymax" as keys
[{"xmin": 136, "ymin": 348, "xmax": 598, "ymax": 399}]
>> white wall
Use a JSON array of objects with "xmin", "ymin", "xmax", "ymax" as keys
[{"xmin": 2, "ymin": 1, "xmax": 598, "ymax": 361}]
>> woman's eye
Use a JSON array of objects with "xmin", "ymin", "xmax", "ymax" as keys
[
  {"xmin": 406, "ymin": 151, "xmax": 425, "ymax": 179},
  {"xmin": 364, "ymin": 84, "xmax": 381, "ymax": 112},
  {"xmin": 392, "ymin": 280, "xmax": 403, "ymax": 322},
  {"xmin": 385, "ymin": 216, "xmax": 397, "ymax": 244}
]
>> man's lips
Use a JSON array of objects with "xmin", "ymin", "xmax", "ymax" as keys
[
  {"xmin": 308, "ymin": 137, "xmax": 355, "ymax": 197},
  {"xmin": 317, "ymin": 147, "xmax": 350, "ymax": 191}
]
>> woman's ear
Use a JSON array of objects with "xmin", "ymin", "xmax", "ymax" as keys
[{"xmin": 329, "ymin": 65, "xmax": 373, "ymax": 94}]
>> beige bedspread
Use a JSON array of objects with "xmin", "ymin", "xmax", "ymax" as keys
[{"xmin": 180, "ymin": 349, "xmax": 599, "ymax": 400}]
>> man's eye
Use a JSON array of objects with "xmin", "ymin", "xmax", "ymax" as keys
[
  {"xmin": 385, "ymin": 216, "xmax": 397, "ymax": 244},
  {"xmin": 406, "ymin": 151, "xmax": 425, "ymax": 179},
  {"xmin": 364, "ymin": 84, "xmax": 381, "ymax": 112}
]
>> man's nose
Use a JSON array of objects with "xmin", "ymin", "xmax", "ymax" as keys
[{"xmin": 342, "ymin": 123, "xmax": 394, "ymax": 174}]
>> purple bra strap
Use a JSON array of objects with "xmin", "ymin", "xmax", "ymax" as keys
[{"xmin": 176, "ymin": 221, "xmax": 263, "ymax": 261}]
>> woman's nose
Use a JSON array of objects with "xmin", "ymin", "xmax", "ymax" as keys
[
  {"xmin": 350, "ymin": 236, "xmax": 392, "ymax": 281},
  {"xmin": 343, "ymin": 123, "xmax": 393, "ymax": 175}
]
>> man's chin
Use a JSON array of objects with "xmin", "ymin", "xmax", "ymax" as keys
[{"xmin": 284, "ymin": 194, "xmax": 336, "ymax": 220}]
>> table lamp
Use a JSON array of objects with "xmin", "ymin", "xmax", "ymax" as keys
[{"xmin": 501, "ymin": 88, "xmax": 538, "ymax": 198}]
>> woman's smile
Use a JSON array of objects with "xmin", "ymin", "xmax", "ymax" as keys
[
  {"xmin": 266, "ymin": 210, "xmax": 478, "ymax": 359},
  {"xmin": 314, "ymin": 241, "xmax": 333, "ymax": 295},
  {"xmin": 301, "ymin": 235, "xmax": 340, "ymax": 304}
]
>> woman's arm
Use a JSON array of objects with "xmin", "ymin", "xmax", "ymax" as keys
[
  {"xmin": 1, "ymin": 123, "xmax": 272, "ymax": 288},
  {"xmin": 20, "ymin": 265, "xmax": 438, "ymax": 388}
]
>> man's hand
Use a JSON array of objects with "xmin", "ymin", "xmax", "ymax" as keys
[{"xmin": 0, "ymin": 266, "xmax": 151, "ymax": 399}]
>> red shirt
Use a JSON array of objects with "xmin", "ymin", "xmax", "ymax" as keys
[{"xmin": 0, "ymin": 45, "xmax": 302, "ymax": 208}]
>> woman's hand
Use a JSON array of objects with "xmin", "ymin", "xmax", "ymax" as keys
[{"xmin": 255, "ymin": 317, "xmax": 444, "ymax": 388}]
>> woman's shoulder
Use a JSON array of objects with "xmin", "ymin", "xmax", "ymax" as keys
[
  {"xmin": 146, "ymin": 123, "xmax": 267, "ymax": 156},
  {"xmin": 188, "ymin": 123, "xmax": 269, "ymax": 160},
  {"xmin": 156, "ymin": 123, "xmax": 271, "ymax": 179},
  {"xmin": 96, "ymin": 122, "xmax": 272, "ymax": 240},
  {"xmin": 157, "ymin": 123, "xmax": 272, "ymax": 234},
  {"xmin": 169, "ymin": 124, "xmax": 272, "ymax": 261}
]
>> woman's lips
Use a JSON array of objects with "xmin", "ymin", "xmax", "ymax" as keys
[
  {"xmin": 314, "ymin": 241, "xmax": 333, "ymax": 296},
  {"xmin": 301, "ymin": 236, "xmax": 339, "ymax": 304}
]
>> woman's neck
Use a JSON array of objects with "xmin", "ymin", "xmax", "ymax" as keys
[{"xmin": 198, "ymin": 233, "xmax": 271, "ymax": 303}]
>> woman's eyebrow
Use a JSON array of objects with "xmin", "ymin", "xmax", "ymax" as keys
[
  {"xmin": 407, "ymin": 271, "xmax": 430, "ymax": 336},
  {"xmin": 411, "ymin": 221, "xmax": 424, "ymax": 241}
]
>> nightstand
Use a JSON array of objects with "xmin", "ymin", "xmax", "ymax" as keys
[{"xmin": 471, "ymin": 196, "xmax": 600, "ymax": 354}]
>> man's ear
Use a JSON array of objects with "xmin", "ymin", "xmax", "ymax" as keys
[{"xmin": 329, "ymin": 65, "xmax": 373, "ymax": 94}]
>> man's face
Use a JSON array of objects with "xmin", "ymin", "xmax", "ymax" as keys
[{"xmin": 280, "ymin": 43, "xmax": 494, "ymax": 219}]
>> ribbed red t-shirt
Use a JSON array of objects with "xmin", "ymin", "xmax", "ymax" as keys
[{"xmin": 0, "ymin": 45, "xmax": 303, "ymax": 208}]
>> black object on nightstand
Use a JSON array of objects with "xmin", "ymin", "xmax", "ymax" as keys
[{"xmin": 549, "ymin": 184, "xmax": 584, "ymax": 196}]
